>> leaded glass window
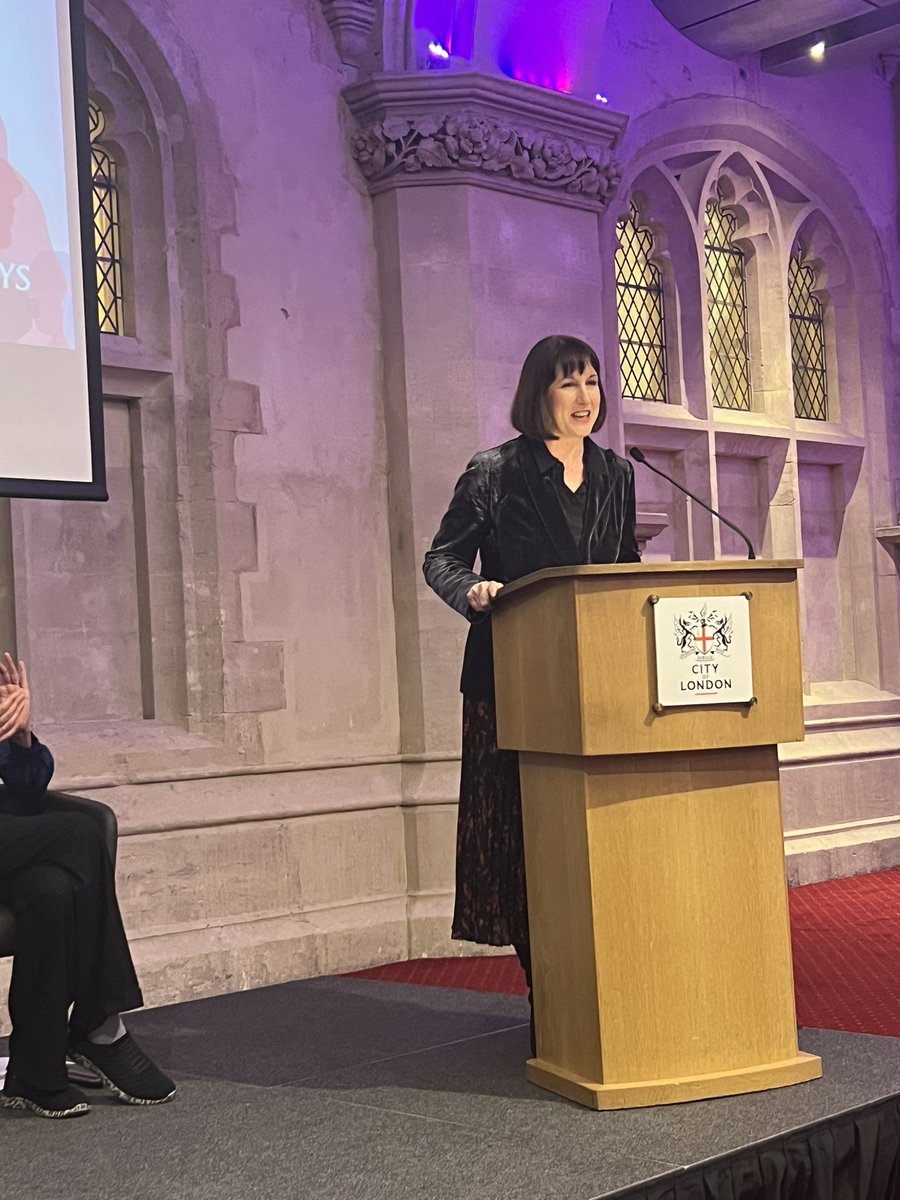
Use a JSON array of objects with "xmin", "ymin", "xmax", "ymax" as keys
[
  {"xmin": 789, "ymin": 245, "xmax": 828, "ymax": 420},
  {"xmin": 704, "ymin": 198, "xmax": 751, "ymax": 411},
  {"xmin": 89, "ymin": 101, "xmax": 124, "ymax": 335},
  {"xmin": 615, "ymin": 204, "xmax": 668, "ymax": 403}
]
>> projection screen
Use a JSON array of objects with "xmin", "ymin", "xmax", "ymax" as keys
[{"xmin": 0, "ymin": 0, "xmax": 106, "ymax": 499}]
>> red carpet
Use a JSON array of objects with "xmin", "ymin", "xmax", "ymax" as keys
[
  {"xmin": 790, "ymin": 868, "xmax": 900, "ymax": 1037},
  {"xmin": 350, "ymin": 868, "xmax": 900, "ymax": 1038}
]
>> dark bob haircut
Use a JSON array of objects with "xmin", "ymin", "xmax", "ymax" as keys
[{"xmin": 510, "ymin": 335, "xmax": 606, "ymax": 440}]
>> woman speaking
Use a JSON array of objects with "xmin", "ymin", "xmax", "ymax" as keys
[{"xmin": 423, "ymin": 335, "xmax": 640, "ymax": 1047}]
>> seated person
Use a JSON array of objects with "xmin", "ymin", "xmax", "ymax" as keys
[{"xmin": 0, "ymin": 652, "xmax": 175, "ymax": 1118}]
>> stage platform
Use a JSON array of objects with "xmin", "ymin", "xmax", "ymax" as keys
[{"xmin": 2, "ymin": 975, "xmax": 899, "ymax": 1199}]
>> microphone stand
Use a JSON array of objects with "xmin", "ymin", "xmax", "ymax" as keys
[{"xmin": 628, "ymin": 447, "xmax": 756, "ymax": 560}]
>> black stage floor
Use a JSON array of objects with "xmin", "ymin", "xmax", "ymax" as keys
[{"xmin": 2, "ymin": 976, "xmax": 899, "ymax": 1199}]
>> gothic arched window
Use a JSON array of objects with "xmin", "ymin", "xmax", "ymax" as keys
[
  {"xmin": 88, "ymin": 100, "xmax": 124, "ymax": 334},
  {"xmin": 789, "ymin": 244, "xmax": 828, "ymax": 420},
  {"xmin": 704, "ymin": 197, "xmax": 751, "ymax": 411},
  {"xmin": 615, "ymin": 203, "xmax": 668, "ymax": 403}
]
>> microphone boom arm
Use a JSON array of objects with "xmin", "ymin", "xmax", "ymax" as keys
[{"xmin": 629, "ymin": 447, "xmax": 756, "ymax": 560}]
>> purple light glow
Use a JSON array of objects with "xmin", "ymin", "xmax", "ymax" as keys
[
  {"xmin": 498, "ymin": 60, "xmax": 573, "ymax": 94},
  {"xmin": 414, "ymin": 0, "xmax": 453, "ymax": 53},
  {"xmin": 414, "ymin": 0, "xmax": 476, "ymax": 61},
  {"xmin": 495, "ymin": 0, "xmax": 576, "ymax": 94},
  {"xmin": 414, "ymin": 0, "xmax": 608, "ymax": 98}
]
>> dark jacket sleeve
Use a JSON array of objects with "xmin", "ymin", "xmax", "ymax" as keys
[
  {"xmin": 618, "ymin": 462, "xmax": 642, "ymax": 563},
  {"xmin": 0, "ymin": 734, "xmax": 55, "ymax": 802},
  {"xmin": 423, "ymin": 456, "xmax": 492, "ymax": 621}
]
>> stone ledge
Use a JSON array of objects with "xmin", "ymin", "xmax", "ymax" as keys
[
  {"xmin": 81, "ymin": 764, "xmax": 406, "ymax": 836},
  {"xmin": 786, "ymin": 817, "xmax": 900, "ymax": 886},
  {"xmin": 779, "ymin": 723, "xmax": 900, "ymax": 767},
  {"xmin": 344, "ymin": 72, "xmax": 628, "ymax": 142},
  {"xmin": 344, "ymin": 72, "xmax": 627, "ymax": 212}
]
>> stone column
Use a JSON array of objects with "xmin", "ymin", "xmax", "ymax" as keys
[
  {"xmin": 345, "ymin": 71, "xmax": 628, "ymax": 755},
  {"xmin": 344, "ymin": 72, "xmax": 628, "ymax": 952}
]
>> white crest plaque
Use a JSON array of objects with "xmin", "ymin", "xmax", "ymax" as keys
[{"xmin": 653, "ymin": 595, "xmax": 753, "ymax": 707}]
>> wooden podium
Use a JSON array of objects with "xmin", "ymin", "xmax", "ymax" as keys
[{"xmin": 491, "ymin": 560, "xmax": 822, "ymax": 1110}]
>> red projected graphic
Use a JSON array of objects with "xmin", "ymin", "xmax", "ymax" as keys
[{"xmin": 0, "ymin": 115, "xmax": 69, "ymax": 348}]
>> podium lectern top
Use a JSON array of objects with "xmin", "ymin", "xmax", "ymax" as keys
[
  {"xmin": 497, "ymin": 558, "xmax": 803, "ymax": 599},
  {"xmin": 492, "ymin": 560, "xmax": 804, "ymax": 757}
]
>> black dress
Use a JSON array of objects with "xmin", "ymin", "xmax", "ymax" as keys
[{"xmin": 423, "ymin": 436, "xmax": 640, "ymax": 947}]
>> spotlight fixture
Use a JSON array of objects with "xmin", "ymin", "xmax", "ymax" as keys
[
  {"xmin": 808, "ymin": 36, "xmax": 825, "ymax": 61},
  {"xmin": 595, "ymin": 92, "xmax": 609, "ymax": 104},
  {"xmin": 428, "ymin": 41, "xmax": 450, "ymax": 60}
]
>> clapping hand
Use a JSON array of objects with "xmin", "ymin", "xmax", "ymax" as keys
[{"xmin": 0, "ymin": 652, "xmax": 31, "ymax": 745}]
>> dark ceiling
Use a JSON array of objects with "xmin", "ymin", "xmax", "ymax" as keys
[{"xmin": 650, "ymin": 0, "xmax": 900, "ymax": 74}]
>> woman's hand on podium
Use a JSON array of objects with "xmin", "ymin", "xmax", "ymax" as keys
[{"xmin": 466, "ymin": 581, "xmax": 504, "ymax": 613}]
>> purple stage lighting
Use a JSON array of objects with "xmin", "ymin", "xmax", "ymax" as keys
[{"xmin": 414, "ymin": 0, "xmax": 476, "ymax": 62}]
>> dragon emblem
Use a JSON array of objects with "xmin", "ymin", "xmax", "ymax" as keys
[{"xmin": 674, "ymin": 603, "xmax": 734, "ymax": 659}]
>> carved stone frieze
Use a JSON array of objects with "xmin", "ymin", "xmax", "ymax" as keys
[
  {"xmin": 351, "ymin": 110, "xmax": 623, "ymax": 203},
  {"xmin": 344, "ymin": 73, "xmax": 628, "ymax": 212}
]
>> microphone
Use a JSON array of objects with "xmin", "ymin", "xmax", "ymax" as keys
[{"xmin": 628, "ymin": 446, "xmax": 756, "ymax": 560}]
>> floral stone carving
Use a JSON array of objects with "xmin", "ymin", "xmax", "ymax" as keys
[{"xmin": 351, "ymin": 110, "xmax": 623, "ymax": 203}]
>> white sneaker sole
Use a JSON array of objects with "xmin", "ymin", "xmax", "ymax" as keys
[{"xmin": 0, "ymin": 1092, "xmax": 90, "ymax": 1118}]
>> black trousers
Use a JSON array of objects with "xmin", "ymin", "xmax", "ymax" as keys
[
  {"xmin": 0, "ymin": 809, "xmax": 143, "ymax": 1090},
  {"xmin": 514, "ymin": 942, "xmax": 532, "ymax": 991}
]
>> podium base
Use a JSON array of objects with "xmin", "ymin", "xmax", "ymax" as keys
[{"xmin": 526, "ymin": 1051, "xmax": 823, "ymax": 1110}]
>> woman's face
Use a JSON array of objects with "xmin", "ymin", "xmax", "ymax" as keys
[{"xmin": 546, "ymin": 361, "xmax": 601, "ymax": 440}]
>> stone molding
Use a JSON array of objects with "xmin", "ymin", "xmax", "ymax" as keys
[
  {"xmin": 344, "ymin": 72, "xmax": 628, "ymax": 211},
  {"xmin": 320, "ymin": 0, "xmax": 377, "ymax": 67},
  {"xmin": 635, "ymin": 511, "xmax": 670, "ymax": 553}
]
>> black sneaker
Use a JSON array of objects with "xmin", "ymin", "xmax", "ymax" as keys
[
  {"xmin": 68, "ymin": 1033, "xmax": 176, "ymax": 1106},
  {"xmin": 0, "ymin": 1074, "xmax": 90, "ymax": 1118}
]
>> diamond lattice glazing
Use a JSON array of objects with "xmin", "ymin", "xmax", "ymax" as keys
[
  {"xmin": 89, "ymin": 102, "xmax": 124, "ymax": 336},
  {"xmin": 615, "ymin": 205, "xmax": 668, "ymax": 403},
  {"xmin": 704, "ymin": 200, "xmax": 751, "ymax": 412},
  {"xmin": 789, "ymin": 248, "xmax": 828, "ymax": 420}
]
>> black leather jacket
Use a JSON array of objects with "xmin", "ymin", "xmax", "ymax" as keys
[{"xmin": 423, "ymin": 435, "xmax": 641, "ymax": 698}]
